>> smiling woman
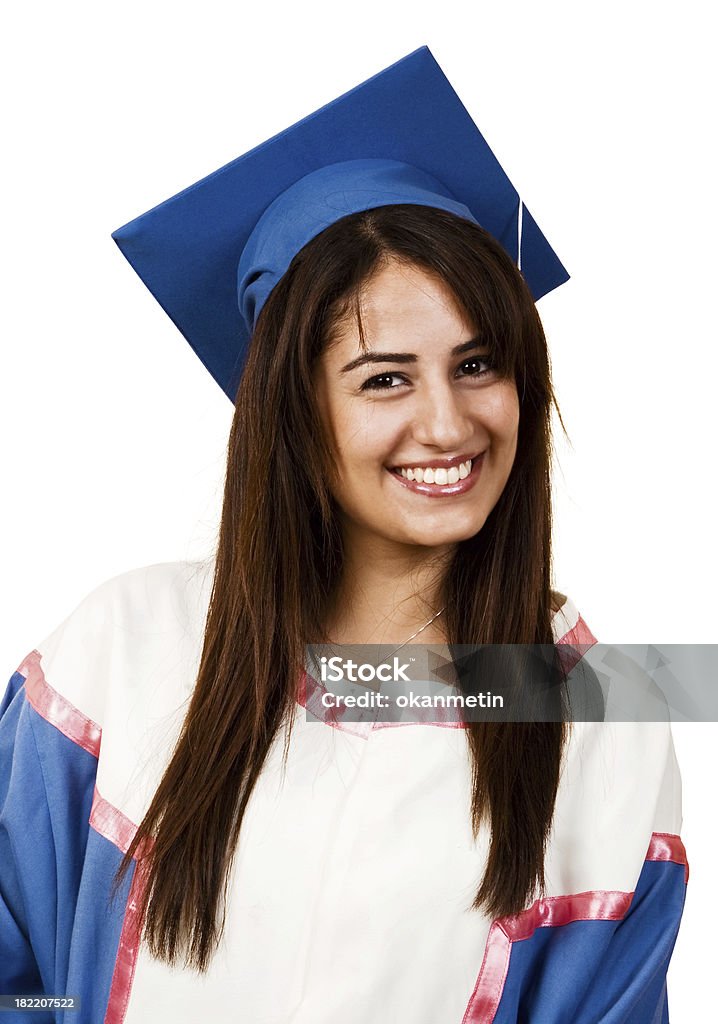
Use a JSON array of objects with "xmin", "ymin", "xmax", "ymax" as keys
[
  {"xmin": 0, "ymin": 47, "xmax": 687, "ymax": 1024},
  {"xmin": 315, "ymin": 257, "xmax": 520, "ymax": 550},
  {"xmin": 302, "ymin": 207, "xmax": 535, "ymax": 649}
]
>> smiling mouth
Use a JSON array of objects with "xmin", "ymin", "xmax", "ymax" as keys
[
  {"xmin": 386, "ymin": 452, "xmax": 485, "ymax": 495},
  {"xmin": 392, "ymin": 458, "xmax": 472, "ymax": 485}
]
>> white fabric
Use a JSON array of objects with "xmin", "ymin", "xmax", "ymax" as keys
[{"xmin": 36, "ymin": 562, "xmax": 682, "ymax": 1024}]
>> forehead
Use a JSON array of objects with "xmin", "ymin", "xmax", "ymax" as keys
[{"xmin": 328, "ymin": 259, "xmax": 475, "ymax": 353}]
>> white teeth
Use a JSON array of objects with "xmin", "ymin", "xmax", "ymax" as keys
[{"xmin": 398, "ymin": 458, "xmax": 473, "ymax": 485}]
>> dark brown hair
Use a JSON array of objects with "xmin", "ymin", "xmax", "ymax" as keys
[{"xmin": 114, "ymin": 204, "xmax": 568, "ymax": 970}]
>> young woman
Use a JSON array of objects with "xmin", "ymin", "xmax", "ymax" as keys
[{"xmin": 0, "ymin": 49, "xmax": 687, "ymax": 1024}]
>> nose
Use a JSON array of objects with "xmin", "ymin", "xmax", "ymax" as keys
[{"xmin": 410, "ymin": 380, "xmax": 475, "ymax": 452}]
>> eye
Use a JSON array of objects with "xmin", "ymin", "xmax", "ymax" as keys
[
  {"xmin": 360, "ymin": 372, "xmax": 406, "ymax": 391},
  {"xmin": 457, "ymin": 355, "xmax": 495, "ymax": 378}
]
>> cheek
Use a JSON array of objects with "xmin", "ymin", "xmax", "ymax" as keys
[
  {"xmin": 484, "ymin": 385, "xmax": 520, "ymax": 442},
  {"xmin": 314, "ymin": 380, "xmax": 362, "ymax": 461},
  {"xmin": 332, "ymin": 404, "xmax": 403, "ymax": 466}
]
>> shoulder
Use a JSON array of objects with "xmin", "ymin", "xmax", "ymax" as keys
[
  {"xmin": 547, "ymin": 593, "xmax": 684, "ymax": 885},
  {"xmin": 551, "ymin": 590, "xmax": 597, "ymax": 646},
  {"xmin": 11, "ymin": 559, "xmax": 216, "ymax": 825},
  {"xmin": 19, "ymin": 559, "xmax": 214, "ymax": 731},
  {"xmin": 42, "ymin": 559, "xmax": 213, "ymax": 633}
]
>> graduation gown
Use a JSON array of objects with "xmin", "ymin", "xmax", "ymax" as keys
[{"xmin": 0, "ymin": 560, "xmax": 688, "ymax": 1023}]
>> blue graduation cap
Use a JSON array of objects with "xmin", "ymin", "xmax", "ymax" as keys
[{"xmin": 112, "ymin": 45, "xmax": 569, "ymax": 402}]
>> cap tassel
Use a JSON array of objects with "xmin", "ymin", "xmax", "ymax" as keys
[{"xmin": 517, "ymin": 197, "xmax": 524, "ymax": 273}]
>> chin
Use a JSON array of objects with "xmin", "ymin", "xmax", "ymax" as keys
[{"xmin": 395, "ymin": 519, "xmax": 486, "ymax": 549}]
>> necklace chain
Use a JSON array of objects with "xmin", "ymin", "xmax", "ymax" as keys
[{"xmin": 385, "ymin": 605, "xmax": 446, "ymax": 658}]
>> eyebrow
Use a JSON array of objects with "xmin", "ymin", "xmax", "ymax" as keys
[{"xmin": 339, "ymin": 336, "xmax": 486, "ymax": 374}]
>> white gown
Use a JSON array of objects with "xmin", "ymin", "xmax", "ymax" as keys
[{"xmin": 0, "ymin": 560, "xmax": 687, "ymax": 1023}]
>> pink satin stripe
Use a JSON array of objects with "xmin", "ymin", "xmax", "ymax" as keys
[
  {"xmin": 558, "ymin": 613, "xmax": 597, "ymax": 648},
  {"xmin": 300, "ymin": 668, "xmax": 373, "ymax": 738},
  {"xmin": 373, "ymin": 718, "xmax": 463, "ymax": 732},
  {"xmin": 16, "ymin": 653, "xmax": 151, "ymax": 1023},
  {"xmin": 462, "ymin": 831, "xmax": 686, "ymax": 1024},
  {"xmin": 297, "ymin": 610, "xmax": 596, "ymax": 734},
  {"xmin": 461, "ymin": 919, "xmax": 512, "ymax": 1024},
  {"xmin": 88, "ymin": 787, "xmax": 152, "ymax": 1024},
  {"xmin": 104, "ymin": 853, "xmax": 151, "ymax": 1024},
  {"xmin": 90, "ymin": 786, "xmax": 140, "ymax": 855},
  {"xmin": 647, "ymin": 831, "xmax": 689, "ymax": 882},
  {"xmin": 463, "ymin": 891, "xmax": 632, "ymax": 1024},
  {"xmin": 500, "ymin": 888, "xmax": 632, "ymax": 942},
  {"xmin": 555, "ymin": 615, "xmax": 598, "ymax": 673},
  {"xmin": 299, "ymin": 666, "xmax": 467, "ymax": 734},
  {"xmin": 18, "ymin": 650, "xmax": 102, "ymax": 758}
]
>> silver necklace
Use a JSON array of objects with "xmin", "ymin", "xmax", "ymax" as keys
[{"xmin": 385, "ymin": 605, "xmax": 446, "ymax": 658}]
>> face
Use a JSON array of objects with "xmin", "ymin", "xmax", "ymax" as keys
[{"xmin": 312, "ymin": 259, "xmax": 520, "ymax": 554}]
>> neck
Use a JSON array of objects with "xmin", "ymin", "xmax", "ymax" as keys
[{"xmin": 324, "ymin": 530, "xmax": 455, "ymax": 645}]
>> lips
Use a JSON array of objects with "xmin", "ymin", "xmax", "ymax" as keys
[
  {"xmin": 388, "ymin": 451, "xmax": 482, "ymax": 472},
  {"xmin": 387, "ymin": 452, "xmax": 485, "ymax": 498}
]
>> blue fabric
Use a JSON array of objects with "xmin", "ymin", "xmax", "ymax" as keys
[
  {"xmin": 0, "ymin": 669, "xmax": 687, "ymax": 1021},
  {"xmin": 111, "ymin": 45, "xmax": 569, "ymax": 402},
  {"xmin": 493, "ymin": 860, "xmax": 687, "ymax": 1022},
  {"xmin": 0, "ymin": 677, "xmax": 131, "ymax": 1024},
  {"xmin": 237, "ymin": 158, "xmax": 478, "ymax": 336},
  {"xmin": 64, "ymin": 832, "xmax": 135, "ymax": 1024}
]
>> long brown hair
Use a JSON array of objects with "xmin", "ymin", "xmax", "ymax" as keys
[{"xmin": 114, "ymin": 204, "xmax": 568, "ymax": 970}]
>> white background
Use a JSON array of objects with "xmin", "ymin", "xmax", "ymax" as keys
[{"xmin": 1, "ymin": 1, "xmax": 714, "ymax": 1016}]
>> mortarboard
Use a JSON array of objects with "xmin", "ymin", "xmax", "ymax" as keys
[{"xmin": 112, "ymin": 45, "xmax": 569, "ymax": 402}]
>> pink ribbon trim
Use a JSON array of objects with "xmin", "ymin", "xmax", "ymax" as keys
[
  {"xmin": 90, "ymin": 785, "xmax": 140, "ymax": 856},
  {"xmin": 103, "ymin": 851, "xmax": 150, "ymax": 1024},
  {"xmin": 462, "ymin": 830, "xmax": 689, "ymax": 1024},
  {"xmin": 559, "ymin": 614, "xmax": 598, "ymax": 649},
  {"xmin": 18, "ymin": 650, "xmax": 102, "ymax": 758},
  {"xmin": 647, "ymin": 831, "xmax": 689, "ymax": 882},
  {"xmin": 297, "ymin": 612, "xmax": 598, "ymax": 734},
  {"xmin": 89, "ymin": 786, "xmax": 150, "ymax": 1024},
  {"xmin": 555, "ymin": 614, "xmax": 598, "ymax": 674},
  {"xmin": 16, "ymin": 652, "xmax": 148, "ymax": 1024}
]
